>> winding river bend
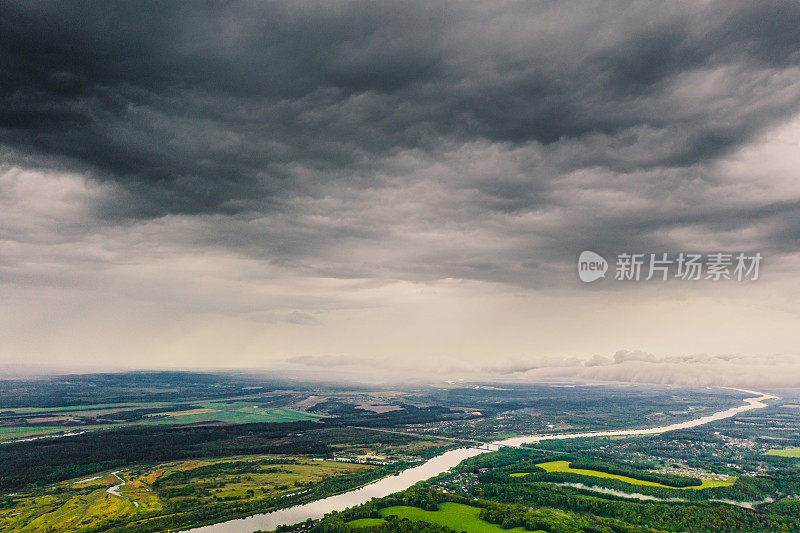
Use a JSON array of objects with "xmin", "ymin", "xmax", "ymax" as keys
[{"xmin": 184, "ymin": 389, "xmax": 775, "ymax": 533}]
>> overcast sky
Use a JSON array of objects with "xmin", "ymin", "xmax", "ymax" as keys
[{"xmin": 2, "ymin": 1, "xmax": 800, "ymax": 385}]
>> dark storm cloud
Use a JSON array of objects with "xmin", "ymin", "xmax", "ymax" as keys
[{"xmin": 3, "ymin": 0, "xmax": 800, "ymax": 288}]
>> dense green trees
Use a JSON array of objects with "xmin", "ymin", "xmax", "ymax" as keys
[
  {"xmin": 307, "ymin": 483, "xmax": 800, "ymax": 533},
  {"xmin": 475, "ymin": 476, "xmax": 800, "ymax": 532},
  {"xmin": 310, "ymin": 488, "xmax": 661, "ymax": 533}
]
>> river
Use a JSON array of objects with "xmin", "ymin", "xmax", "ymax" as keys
[{"xmin": 184, "ymin": 389, "xmax": 775, "ymax": 533}]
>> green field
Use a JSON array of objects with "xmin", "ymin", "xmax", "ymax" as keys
[
  {"xmin": 144, "ymin": 402, "xmax": 318, "ymax": 425},
  {"xmin": 0, "ymin": 470, "xmax": 162, "ymax": 532},
  {"xmin": 379, "ymin": 502, "xmax": 541, "ymax": 532},
  {"xmin": 0, "ymin": 426, "xmax": 82, "ymax": 440},
  {"xmin": 8, "ymin": 403, "xmax": 146, "ymax": 414},
  {"xmin": 0, "ymin": 455, "xmax": 372, "ymax": 532},
  {"xmin": 531, "ymin": 461, "xmax": 733, "ymax": 489},
  {"xmin": 765, "ymin": 448, "xmax": 800, "ymax": 458},
  {"xmin": 0, "ymin": 401, "xmax": 318, "ymax": 441}
]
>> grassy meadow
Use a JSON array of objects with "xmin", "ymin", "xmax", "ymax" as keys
[
  {"xmin": 376, "ymin": 502, "xmax": 541, "ymax": 532},
  {"xmin": 0, "ymin": 399, "xmax": 319, "ymax": 442},
  {"xmin": 765, "ymin": 447, "xmax": 800, "ymax": 458},
  {"xmin": 0, "ymin": 455, "xmax": 371, "ymax": 532}
]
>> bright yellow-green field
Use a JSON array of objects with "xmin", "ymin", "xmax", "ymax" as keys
[
  {"xmin": 378, "ymin": 502, "xmax": 544, "ymax": 533},
  {"xmin": 524, "ymin": 461, "xmax": 733, "ymax": 489},
  {"xmin": 0, "ymin": 455, "xmax": 372, "ymax": 532},
  {"xmin": 765, "ymin": 448, "xmax": 800, "ymax": 458}
]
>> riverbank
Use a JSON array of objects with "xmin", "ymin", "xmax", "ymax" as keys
[{"xmin": 181, "ymin": 389, "xmax": 775, "ymax": 532}]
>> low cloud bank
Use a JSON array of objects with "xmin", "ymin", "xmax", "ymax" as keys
[
  {"xmin": 282, "ymin": 349, "xmax": 800, "ymax": 388},
  {"xmin": 523, "ymin": 350, "xmax": 800, "ymax": 388}
]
